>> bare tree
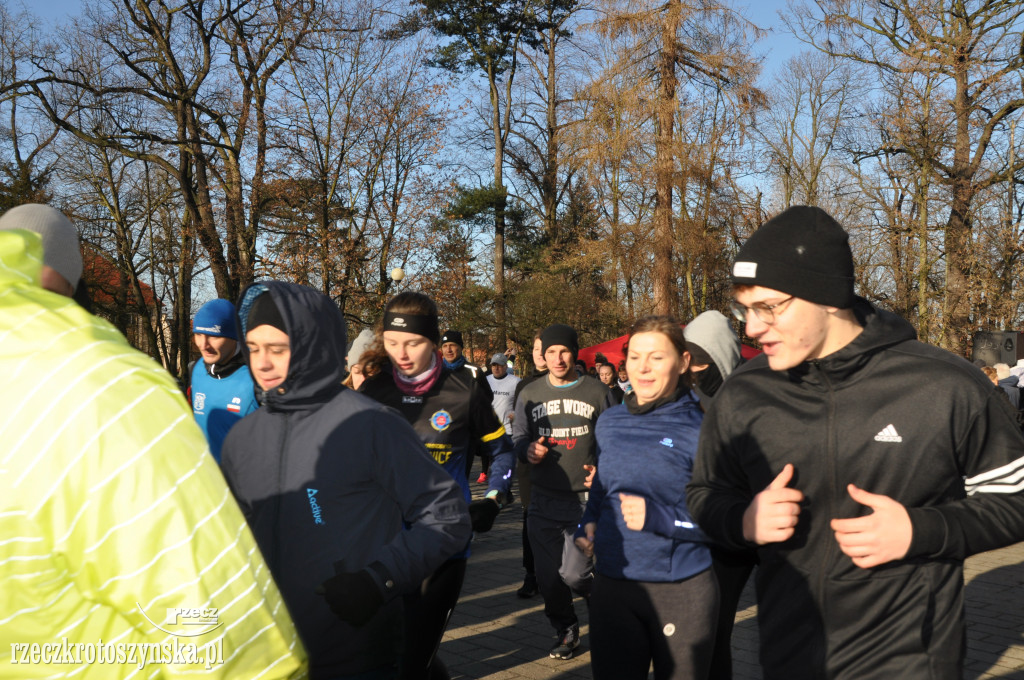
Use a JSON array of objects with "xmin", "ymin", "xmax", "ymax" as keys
[
  {"xmin": 31, "ymin": 0, "xmax": 314, "ymax": 301},
  {"xmin": 791, "ymin": 0, "xmax": 1024, "ymax": 353},
  {"xmin": 592, "ymin": 0, "xmax": 761, "ymax": 316},
  {"xmin": 267, "ymin": 0, "xmax": 450, "ymax": 326}
]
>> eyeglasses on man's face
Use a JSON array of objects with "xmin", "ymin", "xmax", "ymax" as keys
[{"xmin": 729, "ymin": 295, "xmax": 795, "ymax": 325}]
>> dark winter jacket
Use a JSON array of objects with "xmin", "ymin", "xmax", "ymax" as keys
[
  {"xmin": 221, "ymin": 281, "xmax": 471, "ymax": 679},
  {"xmin": 687, "ymin": 298, "xmax": 1024, "ymax": 680},
  {"xmin": 578, "ymin": 388, "xmax": 710, "ymax": 582}
]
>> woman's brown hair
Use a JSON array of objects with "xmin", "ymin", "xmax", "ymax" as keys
[{"xmin": 384, "ymin": 291, "xmax": 438, "ymax": 317}]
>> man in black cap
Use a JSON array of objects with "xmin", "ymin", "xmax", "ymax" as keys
[
  {"xmin": 512, "ymin": 323, "xmax": 616, "ymax": 660},
  {"xmin": 688, "ymin": 206, "xmax": 1024, "ymax": 680},
  {"xmin": 440, "ymin": 329, "xmax": 467, "ymax": 369}
]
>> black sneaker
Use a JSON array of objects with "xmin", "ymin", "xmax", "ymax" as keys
[
  {"xmin": 516, "ymin": 574, "xmax": 538, "ymax": 599},
  {"xmin": 549, "ymin": 624, "xmax": 580, "ymax": 660}
]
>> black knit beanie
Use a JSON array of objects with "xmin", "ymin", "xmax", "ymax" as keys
[
  {"xmin": 541, "ymin": 324, "xmax": 579, "ymax": 356},
  {"xmin": 732, "ymin": 206, "xmax": 855, "ymax": 309},
  {"xmin": 247, "ymin": 292, "xmax": 287, "ymax": 334},
  {"xmin": 440, "ymin": 329, "xmax": 463, "ymax": 347}
]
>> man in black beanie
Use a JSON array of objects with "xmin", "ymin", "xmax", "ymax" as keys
[
  {"xmin": 440, "ymin": 329, "xmax": 466, "ymax": 368},
  {"xmin": 688, "ymin": 206, "xmax": 1024, "ymax": 680},
  {"xmin": 511, "ymin": 322, "xmax": 616, "ymax": 660}
]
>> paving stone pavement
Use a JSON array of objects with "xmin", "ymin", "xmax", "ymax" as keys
[{"xmin": 439, "ymin": 481, "xmax": 1024, "ymax": 680}]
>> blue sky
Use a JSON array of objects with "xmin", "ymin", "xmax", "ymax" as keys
[
  {"xmin": 743, "ymin": 0, "xmax": 805, "ymax": 78},
  {"xmin": 45, "ymin": 0, "xmax": 802, "ymax": 76}
]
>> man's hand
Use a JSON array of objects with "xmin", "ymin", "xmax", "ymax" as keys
[
  {"xmin": 742, "ymin": 464, "xmax": 804, "ymax": 545},
  {"xmin": 583, "ymin": 464, "xmax": 596, "ymax": 489},
  {"xmin": 619, "ymin": 493, "xmax": 646, "ymax": 531},
  {"xmin": 574, "ymin": 522, "xmax": 596, "ymax": 557},
  {"xmin": 526, "ymin": 436, "xmax": 548, "ymax": 464},
  {"xmin": 831, "ymin": 484, "xmax": 912, "ymax": 568}
]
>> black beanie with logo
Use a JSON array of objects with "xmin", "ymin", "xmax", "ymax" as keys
[
  {"xmin": 440, "ymin": 329, "xmax": 463, "ymax": 347},
  {"xmin": 731, "ymin": 205, "xmax": 855, "ymax": 309}
]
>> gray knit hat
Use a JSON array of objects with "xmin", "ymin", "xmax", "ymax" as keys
[
  {"xmin": 683, "ymin": 311, "xmax": 742, "ymax": 377},
  {"xmin": 0, "ymin": 204, "xmax": 82, "ymax": 288}
]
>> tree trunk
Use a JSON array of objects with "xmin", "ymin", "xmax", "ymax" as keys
[
  {"xmin": 491, "ymin": 66, "xmax": 507, "ymax": 348},
  {"xmin": 544, "ymin": 25, "xmax": 558, "ymax": 241},
  {"xmin": 942, "ymin": 62, "xmax": 973, "ymax": 355},
  {"xmin": 653, "ymin": 0, "xmax": 680, "ymax": 316}
]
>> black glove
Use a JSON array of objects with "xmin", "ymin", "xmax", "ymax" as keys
[
  {"xmin": 315, "ymin": 569, "xmax": 384, "ymax": 627},
  {"xmin": 469, "ymin": 497, "xmax": 500, "ymax": 532}
]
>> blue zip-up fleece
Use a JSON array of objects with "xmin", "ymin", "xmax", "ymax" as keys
[
  {"xmin": 578, "ymin": 389, "xmax": 711, "ymax": 582},
  {"xmin": 221, "ymin": 281, "xmax": 471, "ymax": 679}
]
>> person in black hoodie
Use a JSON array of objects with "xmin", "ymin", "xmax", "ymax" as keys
[
  {"xmin": 688, "ymin": 206, "xmax": 1024, "ymax": 680},
  {"xmin": 221, "ymin": 281, "xmax": 471, "ymax": 680},
  {"xmin": 683, "ymin": 310, "xmax": 749, "ymax": 680}
]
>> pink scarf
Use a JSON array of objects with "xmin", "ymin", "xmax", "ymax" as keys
[{"xmin": 393, "ymin": 352, "xmax": 443, "ymax": 396}]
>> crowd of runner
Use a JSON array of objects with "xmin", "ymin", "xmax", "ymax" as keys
[{"xmin": 5, "ymin": 202, "xmax": 1024, "ymax": 680}]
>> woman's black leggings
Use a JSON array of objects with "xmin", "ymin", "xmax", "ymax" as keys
[{"xmin": 589, "ymin": 569, "xmax": 718, "ymax": 680}]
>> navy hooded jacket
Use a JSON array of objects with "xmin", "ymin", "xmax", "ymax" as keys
[{"xmin": 221, "ymin": 281, "xmax": 470, "ymax": 679}]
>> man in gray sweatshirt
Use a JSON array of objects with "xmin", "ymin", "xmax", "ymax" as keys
[{"xmin": 512, "ymin": 323, "xmax": 616, "ymax": 660}]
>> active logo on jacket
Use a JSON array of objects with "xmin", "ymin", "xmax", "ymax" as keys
[
  {"xmin": 193, "ymin": 392, "xmax": 206, "ymax": 412},
  {"xmin": 227, "ymin": 397, "xmax": 242, "ymax": 413},
  {"xmin": 306, "ymin": 488, "xmax": 326, "ymax": 525}
]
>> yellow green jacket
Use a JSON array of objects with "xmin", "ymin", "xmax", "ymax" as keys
[{"xmin": 0, "ymin": 230, "xmax": 307, "ymax": 679}]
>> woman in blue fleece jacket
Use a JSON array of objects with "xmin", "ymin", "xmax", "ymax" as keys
[{"xmin": 575, "ymin": 315, "xmax": 717, "ymax": 680}]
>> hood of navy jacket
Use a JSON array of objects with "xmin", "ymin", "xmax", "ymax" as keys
[{"xmin": 237, "ymin": 281, "xmax": 347, "ymax": 410}]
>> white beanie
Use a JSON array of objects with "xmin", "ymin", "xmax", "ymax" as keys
[{"xmin": 0, "ymin": 204, "xmax": 82, "ymax": 288}]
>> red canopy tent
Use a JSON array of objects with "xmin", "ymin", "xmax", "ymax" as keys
[{"xmin": 578, "ymin": 331, "xmax": 761, "ymax": 370}]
